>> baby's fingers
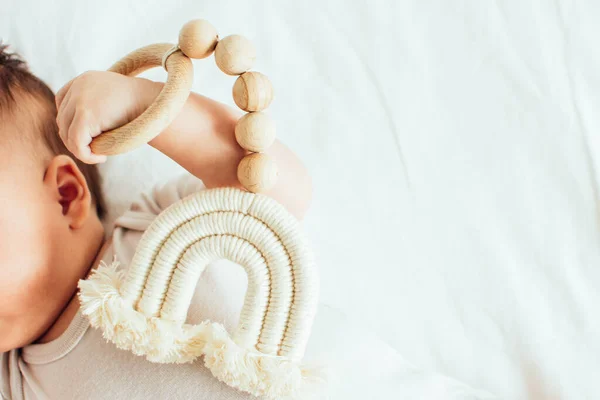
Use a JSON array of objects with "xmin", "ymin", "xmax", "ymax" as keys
[
  {"xmin": 55, "ymin": 78, "xmax": 75, "ymax": 110},
  {"xmin": 56, "ymin": 90, "xmax": 75, "ymax": 146},
  {"xmin": 67, "ymin": 108, "xmax": 107, "ymax": 164}
]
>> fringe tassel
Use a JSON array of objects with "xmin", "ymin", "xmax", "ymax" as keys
[{"xmin": 78, "ymin": 261, "xmax": 321, "ymax": 399}]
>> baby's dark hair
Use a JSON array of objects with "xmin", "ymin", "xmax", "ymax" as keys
[{"xmin": 0, "ymin": 43, "xmax": 106, "ymax": 218}]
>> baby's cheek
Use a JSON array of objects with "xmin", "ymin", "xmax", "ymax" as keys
[
  {"xmin": 0, "ymin": 248, "xmax": 57, "ymax": 351},
  {"xmin": 0, "ymin": 221, "xmax": 55, "ymax": 309},
  {"xmin": 0, "ymin": 178, "xmax": 66, "ymax": 348},
  {"xmin": 0, "ymin": 251, "xmax": 53, "ymax": 315},
  {"xmin": 0, "ymin": 265, "xmax": 52, "ymax": 351},
  {"xmin": 0, "ymin": 210, "xmax": 53, "ymax": 300}
]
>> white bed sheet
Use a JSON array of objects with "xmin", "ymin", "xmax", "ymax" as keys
[{"xmin": 3, "ymin": 0, "xmax": 600, "ymax": 398}]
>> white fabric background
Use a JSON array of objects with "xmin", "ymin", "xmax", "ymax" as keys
[{"xmin": 2, "ymin": 1, "xmax": 600, "ymax": 398}]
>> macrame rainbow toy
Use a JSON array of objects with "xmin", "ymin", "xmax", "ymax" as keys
[{"xmin": 78, "ymin": 19, "xmax": 320, "ymax": 399}]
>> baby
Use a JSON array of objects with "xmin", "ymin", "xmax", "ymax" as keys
[{"xmin": 0, "ymin": 44, "xmax": 312, "ymax": 399}]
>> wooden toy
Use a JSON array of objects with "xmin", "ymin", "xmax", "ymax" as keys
[
  {"xmin": 79, "ymin": 19, "xmax": 319, "ymax": 399},
  {"xmin": 215, "ymin": 34, "xmax": 256, "ymax": 75},
  {"xmin": 235, "ymin": 111, "xmax": 276, "ymax": 153}
]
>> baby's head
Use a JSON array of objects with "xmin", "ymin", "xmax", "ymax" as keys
[{"xmin": 0, "ymin": 45, "xmax": 106, "ymax": 352}]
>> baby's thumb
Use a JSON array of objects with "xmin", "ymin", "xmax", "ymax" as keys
[{"xmin": 67, "ymin": 109, "xmax": 106, "ymax": 164}]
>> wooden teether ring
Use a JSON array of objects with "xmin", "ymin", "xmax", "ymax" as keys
[
  {"xmin": 90, "ymin": 19, "xmax": 279, "ymax": 194},
  {"xmin": 90, "ymin": 43, "xmax": 193, "ymax": 156}
]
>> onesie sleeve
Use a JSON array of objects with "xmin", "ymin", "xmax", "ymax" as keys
[
  {"xmin": 113, "ymin": 173, "xmax": 206, "ymax": 232},
  {"xmin": 131, "ymin": 173, "xmax": 206, "ymax": 216}
]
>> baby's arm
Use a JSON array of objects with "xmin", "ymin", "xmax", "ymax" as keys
[
  {"xmin": 144, "ymin": 81, "xmax": 312, "ymax": 218},
  {"xmin": 55, "ymin": 71, "xmax": 312, "ymax": 219}
]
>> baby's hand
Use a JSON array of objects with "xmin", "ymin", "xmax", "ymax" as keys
[{"xmin": 55, "ymin": 71, "xmax": 146, "ymax": 164}]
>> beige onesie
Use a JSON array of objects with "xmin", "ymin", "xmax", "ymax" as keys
[{"xmin": 1, "ymin": 175, "xmax": 254, "ymax": 400}]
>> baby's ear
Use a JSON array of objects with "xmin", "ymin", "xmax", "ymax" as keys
[{"xmin": 44, "ymin": 155, "xmax": 91, "ymax": 229}]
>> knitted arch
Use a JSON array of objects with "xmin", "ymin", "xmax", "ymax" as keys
[{"xmin": 78, "ymin": 187, "xmax": 319, "ymax": 398}]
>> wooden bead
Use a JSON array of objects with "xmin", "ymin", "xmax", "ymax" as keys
[
  {"xmin": 235, "ymin": 112, "xmax": 276, "ymax": 152},
  {"xmin": 232, "ymin": 72, "xmax": 274, "ymax": 112},
  {"xmin": 237, "ymin": 153, "xmax": 278, "ymax": 193},
  {"xmin": 215, "ymin": 35, "xmax": 256, "ymax": 75},
  {"xmin": 178, "ymin": 19, "xmax": 218, "ymax": 59}
]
